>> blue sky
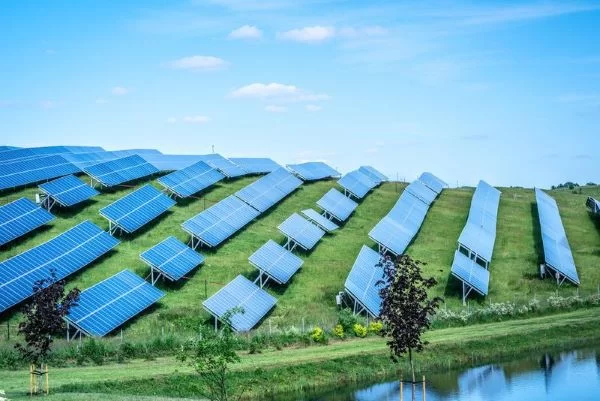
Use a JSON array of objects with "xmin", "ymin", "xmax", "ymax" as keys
[{"xmin": 1, "ymin": 0, "xmax": 599, "ymax": 187}]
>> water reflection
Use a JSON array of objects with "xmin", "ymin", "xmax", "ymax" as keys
[{"xmin": 301, "ymin": 349, "xmax": 600, "ymax": 401}]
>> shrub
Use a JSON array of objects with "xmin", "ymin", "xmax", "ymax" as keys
[
  {"xmin": 81, "ymin": 339, "xmax": 105, "ymax": 365},
  {"xmin": 368, "ymin": 321, "xmax": 383, "ymax": 334},
  {"xmin": 0, "ymin": 348, "xmax": 20, "ymax": 370},
  {"xmin": 310, "ymin": 327, "xmax": 327, "ymax": 344},
  {"xmin": 333, "ymin": 324, "xmax": 345, "ymax": 339},
  {"xmin": 337, "ymin": 309, "xmax": 358, "ymax": 332},
  {"xmin": 353, "ymin": 323, "xmax": 367, "ymax": 338}
]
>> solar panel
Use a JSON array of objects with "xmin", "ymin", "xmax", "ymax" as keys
[
  {"xmin": 0, "ymin": 221, "xmax": 119, "ymax": 313},
  {"xmin": 286, "ymin": 162, "xmax": 340, "ymax": 181},
  {"xmin": 344, "ymin": 246, "xmax": 386, "ymax": 318},
  {"xmin": 248, "ymin": 240, "xmax": 304, "ymax": 285},
  {"xmin": 536, "ymin": 188, "xmax": 579, "ymax": 285},
  {"xmin": 0, "ymin": 146, "xmax": 104, "ymax": 164},
  {"xmin": 368, "ymin": 216, "xmax": 414, "ymax": 256},
  {"xmin": 405, "ymin": 180, "xmax": 437, "ymax": 206},
  {"xmin": 65, "ymin": 269, "xmax": 164, "ymax": 337},
  {"xmin": 111, "ymin": 149, "xmax": 163, "ymax": 157},
  {"xmin": 158, "ymin": 161, "xmax": 225, "ymax": 198},
  {"xmin": 235, "ymin": 168, "xmax": 302, "ymax": 212},
  {"xmin": 203, "ymin": 275, "xmax": 277, "ymax": 332},
  {"xmin": 338, "ymin": 170, "xmax": 379, "ymax": 199},
  {"xmin": 301, "ymin": 208, "xmax": 339, "ymax": 232},
  {"xmin": 359, "ymin": 166, "xmax": 388, "ymax": 183},
  {"xmin": 201, "ymin": 154, "xmax": 247, "ymax": 178},
  {"xmin": 83, "ymin": 155, "xmax": 159, "ymax": 187},
  {"xmin": 0, "ymin": 198, "xmax": 55, "ymax": 246},
  {"xmin": 0, "ymin": 154, "xmax": 80, "ymax": 191},
  {"xmin": 182, "ymin": 195, "xmax": 260, "ymax": 248},
  {"xmin": 278, "ymin": 213, "xmax": 325, "ymax": 251},
  {"xmin": 140, "ymin": 236, "xmax": 205, "ymax": 283},
  {"xmin": 100, "ymin": 185, "xmax": 176, "ymax": 234},
  {"xmin": 141, "ymin": 154, "xmax": 205, "ymax": 171},
  {"xmin": 230, "ymin": 158, "xmax": 281, "ymax": 174},
  {"xmin": 418, "ymin": 172, "xmax": 447, "ymax": 194},
  {"xmin": 586, "ymin": 197, "xmax": 600, "ymax": 214},
  {"xmin": 450, "ymin": 250, "xmax": 490, "ymax": 298},
  {"xmin": 61, "ymin": 151, "xmax": 121, "ymax": 169},
  {"xmin": 0, "ymin": 146, "xmax": 18, "ymax": 152},
  {"xmin": 316, "ymin": 188, "xmax": 358, "ymax": 221},
  {"xmin": 39, "ymin": 174, "xmax": 99, "ymax": 209}
]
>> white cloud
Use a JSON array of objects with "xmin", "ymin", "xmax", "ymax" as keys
[
  {"xmin": 265, "ymin": 105, "xmax": 287, "ymax": 113},
  {"xmin": 112, "ymin": 86, "xmax": 129, "ymax": 96},
  {"xmin": 183, "ymin": 115, "xmax": 210, "ymax": 124},
  {"xmin": 168, "ymin": 56, "xmax": 228, "ymax": 71},
  {"xmin": 229, "ymin": 83, "xmax": 329, "ymax": 103},
  {"xmin": 305, "ymin": 104, "xmax": 322, "ymax": 112},
  {"xmin": 229, "ymin": 25, "xmax": 262, "ymax": 39},
  {"xmin": 278, "ymin": 26, "xmax": 335, "ymax": 43}
]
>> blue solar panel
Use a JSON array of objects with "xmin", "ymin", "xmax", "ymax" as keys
[
  {"xmin": 203, "ymin": 275, "xmax": 277, "ymax": 332},
  {"xmin": 405, "ymin": 180, "xmax": 437, "ymax": 206},
  {"xmin": 39, "ymin": 174, "xmax": 99, "ymax": 208},
  {"xmin": 450, "ymin": 250, "xmax": 490, "ymax": 296},
  {"xmin": 316, "ymin": 188, "xmax": 358, "ymax": 221},
  {"xmin": 587, "ymin": 197, "xmax": 600, "ymax": 214},
  {"xmin": 0, "ymin": 146, "xmax": 19, "ymax": 152},
  {"xmin": 0, "ymin": 155, "xmax": 80, "ymax": 190},
  {"xmin": 0, "ymin": 146, "xmax": 104, "ymax": 163},
  {"xmin": 0, "ymin": 221, "xmax": 119, "ymax": 313},
  {"xmin": 65, "ymin": 269, "xmax": 164, "ymax": 337},
  {"xmin": 344, "ymin": 246, "xmax": 386, "ymax": 318},
  {"xmin": 286, "ymin": 162, "xmax": 340, "ymax": 181},
  {"xmin": 83, "ymin": 155, "xmax": 159, "ymax": 187},
  {"xmin": 248, "ymin": 240, "xmax": 304, "ymax": 285},
  {"xmin": 278, "ymin": 213, "xmax": 325, "ymax": 251},
  {"xmin": 359, "ymin": 166, "xmax": 388, "ymax": 183},
  {"xmin": 536, "ymin": 188, "xmax": 579, "ymax": 285},
  {"xmin": 140, "ymin": 236, "xmax": 205, "ymax": 282},
  {"xmin": 141, "ymin": 154, "xmax": 205, "ymax": 171},
  {"xmin": 235, "ymin": 168, "xmax": 302, "ymax": 212},
  {"xmin": 61, "ymin": 151, "xmax": 121, "ymax": 169},
  {"xmin": 0, "ymin": 198, "xmax": 55, "ymax": 246},
  {"xmin": 368, "ymin": 216, "xmax": 414, "ymax": 256},
  {"xmin": 100, "ymin": 185, "xmax": 176, "ymax": 234},
  {"xmin": 419, "ymin": 172, "xmax": 447, "ymax": 194},
  {"xmin": 201, "ymin": 154, "xmax": 247, "ymax": 178},
  {"xmin": 182, "ymin": 195, "xmax": 260, "ymax": 248},
  {"xmin": 158, "ymin": 161, "xmax": 225, "ymax": 198},
  {"xmin": 338, "ymin": 170, "xmax": 378, "ymax": 199},
  {"xmin": 230, "ymin": 158, "xmax": 281, "ymax": 174},
  {"xmin": 301, "ymin": 209, "xmax": 339, "ymax": 232}
]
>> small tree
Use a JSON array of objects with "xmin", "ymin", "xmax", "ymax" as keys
[
  {"xmin": 378, "ymin": 254, "xmax": 442, "ymax": 401},
  {"xmin": 15, "ymin": 269, "xmax": 79, "ymax": 394}
]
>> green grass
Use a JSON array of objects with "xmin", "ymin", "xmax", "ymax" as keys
[{"xmin": 1, "ymin": 177, "xmax": 600, "ymax": 335}]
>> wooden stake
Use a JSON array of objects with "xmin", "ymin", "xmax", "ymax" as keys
[
  {"xmin": 400, "ymin": 375, "xmax": 403, "ymax": 401},
  {"xmin": 422, "ymin": 375, "xmax": 426, "ymax": 401},
  {"xmin": 46, "ymin": 364, "xmax": 49, "ymax": 395}
]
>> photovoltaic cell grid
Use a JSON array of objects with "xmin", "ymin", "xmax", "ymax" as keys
[
  {"xmin": 0, "ymin": 220, "xmax": 119, "ymax": 313},
  {"xmin": 235, "ymin": 168, "xmax": 302, "ymax": 212},
  {"xmin": 100, "ymin": 185, "xmax": 176, "ymax": 234},
  {"xmin": 60, "ymin": 151, "xmax": 121, "ymax": 169},
  {"xmin": 83, "ymin": 155, "xmax": 159, "ymax": 187},
  {"xmin": 0, "ymin": 198, "xmax": 54, "ymax": 246},
  {"xmin": 278, "ymin": 213, "xmax": 325, "ymax": 251},
  {"xmin": 344, "ymin": 246, "xmax": 386, "ymax": 318},
  {"xmin": 536, "ymin": 188, "xmax": 579, "ymax": 285},
  {"xmin": 203, "ymin": 275, "xmax": 277, "ymax": 332},
  {"xmin": 450, "ymin": 250, "xmax": 490, "ymax": 296},
  {"xmin": 587, "ymin": 197, "xmax": 600, "ymax": 214},
  {"xmin": 0, "ymin": 146, "xmax": 104, "ymax": 163},
  {"xmin": 358, "ymin": 166, "xmax": 388, "ymax": 183},
  {"xmin": 286, "ymin": 162, "xmax": 340, "ymax": 181},
  {"xmin": 66, "ymin": 269, "xmax": 164, "ymax": 337},
  {"xmin": 316, "ymin": 188, "xmax": 358, "ymax": 221},
  {"xmin": 182, "ymin": 195, "xmax": 260, "ymax": 248},
  {"xmin": 230, "ymin": 158, "xmax": 281, "ymax": 174},
  {"xmin": 405, "ymin": 180, "xmax": 437, "ymax": 206},
  {"xmin": 0, "ymin": 154, "xmax": 80, "ymax": 190},
  {"xmin": 158, "ymin": 161, "xmax": 225, "ymax": 198},
  {"xmin": 39, "ymin": 174, "xmax": 99, "ymax": 208},
  {"xmin": 338, "ymin": 170, "xmax": 379, "ymax": 199},
  {"xmin": 300, "ymin": 209, "xmax": 339, "ymax": 232},
  {"xmin": 419, "ymin": 172, "xmax": 447, "ymax": 194},
  {"xmin": 249, "ymin": 240, "xmax": 304, "ymax": 285},
  {"xmin": 201, "ymin": 154, "xmax": 247, "ymax": 178},
  {"xmin": 140, "ymin": 236, "xmax": 205, "ymax": 282}
]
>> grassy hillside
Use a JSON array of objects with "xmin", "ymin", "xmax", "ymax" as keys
[{"xmin": 1, "ymin": 176, "xmax": 600, "ymax": 336}]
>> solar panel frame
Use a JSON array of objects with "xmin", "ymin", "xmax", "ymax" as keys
[
  {"xmin": 405, "ymin": 180, "xmax": 438, "ymax": 206},
  {"xmin": 586, "ymin": 196, "xmax": 600, "ymax": 214},
  {"xmin": 286, "ymin": 162, "xmax": 340, "ymax": 181},
  {"xmin": 344, "ymin": 246, "xmax": 387, "ymax": 318},
  {"xmin": 201, "ymin": 154, "xmax": 247, "ymax": 178},
  {"xmin": 337, "ymin": 170, "xmax": 378, "ymax": 199},
  {"xmin": 450, "ymin": 250, "xmax": 490, "ymax": 296},
  {"xmin": 358, "ymin": 166, "xmax": 388, "ymax": 183},
  {"xmin": 83, "ymin": 155, "xmax": 159, "ymax": 187},
  {"xmin": 0, "ymin": 198, "xmax": 55, "ymax": 246},
  {"xmin": 277, "ymin": 213, "xmax": 325, "ymax": 251},
  {"xmin": 157, "ymin": 161, "xmax": 225, "ymax": 198},
  {"xmin": 0, "ymin": 154, "xmax": 80, "ymax": 191},
  {"xmin": 140, "ymin": 236, "xmax": 205, "ymax": 282},
  {"xmin": 316, "ymin": 188, "xmax": 358, "ymax": 221},
  {"xmin": 248, "ymin": 240, "xmax": 304, "ymax": 285},
  {"xmin": 300, "ymin": 208, "xmax": 339, "ymax": 232},
  {"xmin": 229, "ymin": 158, "xmax": 281, "ymax": 174},
  {"xmin": 418, "ymin": 172, "xmax": 447, "ymax": 194},
  {"xmin": 234, "ymin": 168, "xmax": 302, "ymax": 212},
  {"xmin": 38, "ymin": 174, "xmax": 99, "ymax": 208}
]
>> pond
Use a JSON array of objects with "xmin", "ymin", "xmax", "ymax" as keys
[{"xmin": 298, "ymin": 349, "xmax": 600, "ymax": 401}]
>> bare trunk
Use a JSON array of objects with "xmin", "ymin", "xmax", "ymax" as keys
[{"xmin": 409, "ymin": 348, "xmax": 416, "ymax": 401}]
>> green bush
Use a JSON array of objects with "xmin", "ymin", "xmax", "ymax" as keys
[
  {"xmin": 333, "ymin": 324, "xmax": 345, "ymax": 339},
  {"xmin": 368, "ymin": 321, "xmax": 383, "ymax": 334},
  {"xmin": 310, "ymin": 327, "xmax": 327, "ymax": 344},
  {"xmin": 352, "ymin": 324, "xmax": 367, "ymax": 338},
  {"xmin": 337, "ymin": 309, "xmax": 358, "ymax": 332}
]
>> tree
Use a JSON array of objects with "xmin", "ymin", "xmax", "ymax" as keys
[
  {"xmin": 15, "ymin": 269, "xmax": 79, "ymax": 394},
  {"xmin": 378, "ymin": 254, "xmax": 442, "ymax": 401}
]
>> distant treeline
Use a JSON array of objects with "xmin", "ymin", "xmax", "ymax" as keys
[{"xmin": 551, "ymin": 182, "xmax": 597, "ymax": 190}]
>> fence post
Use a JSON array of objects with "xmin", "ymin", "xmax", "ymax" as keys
[{"xmin": 205, "ymin": 280, "xmax": 207, "ymax": 299}]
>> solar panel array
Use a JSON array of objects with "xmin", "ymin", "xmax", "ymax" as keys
[
  {"xmin": 317, "ymin": 188, "xmax": 358, "ymax": 222},
  {"xmin": 338, "ymin": 170, "xmax": 379, "ymax": 199},
  {"xmin": 230, "ymin": 158, "xmax": 281, "ymax": 174},
  {"xmin": 182, "ymin": 195, "xmax": 260, "ymax": 248},
  {"xmin": 0, "ymin": 198, "xmax": 55, "ymax": 246},
  {"xmin": 201, "ymin": 154, "xmax": 247, "ymax": 178},
  {"xmin": 140, "ymin": 236, "xmax": 205, "ymax": 282},
  {"xmin": 419, "ymin": 172, "xmax": 447, "ymax": 194},
  {"xmin": 158, "ymin": 161, "xmax": 225, "ymax": 198},
  {"xmin": 587, "ymin": 197, "xmax": 600, "ymax": 214},
  {"xmin": 301, "ymin": 208, "xmax": 339, "ymax": 232},
  {"xmin": 369, "ymin": 172, "xmax": 445, "ymax": 256},
  {"xmin": 358, "ymin": 166, "xmax": 388, "ymax": 183},
  {"xmin": 39, "ymin": 174, "xmax": 99, "ymax": 208},
  {"xmin": 0, "ymin": 154, "xmax": 80, "ymax": 190},
  {"xmin": 235, "ymin": 168, "xmax": 302, "ymax": 212},
  {"xmin": 536, "ymin": 188, "xmax": 579, "ymax": 285},
  {"xmin": 451, "ymin": 250, "xmax": 490, "ymax": 297},
  {"xmin": 0, "ymin": 146, "xmax": 104, "ymax": 163},
  {"xmin": 141, "ymin": 154, "xmax": 204, "ymax": 171},
  {"xmin": 344, "ymin": 246, "xmax": 386, "ymax": 318},
  {"xmin": 100, "ymin": 185, "xmax": 176, "ymax": 234},
  {"xmin": 65, "ymin": 269, "xmax": 164, "ymax": 337},
  {"xmin": 278, "ymin": 213, "xmax": 326, "ymax": 251},
  {"xmin": 0, "ymin": 221, "xmax": 119, "ymax": 313},
  {"xmin": 249, "ymin": 240, "xmax": 304, "ymax": 285},
  {"xmin": 60, "ymin": 151, "xmax": 121, "ymax": 169},
  {"xmin": 287, "ymin": 162, "xmax": 340, "ymax": 181},
  {"xmin": 203, "ymin": 275, "xmax": 277, "ymax": 332},
  {"xmin": 84, "ymin": 155, "xmax": 159, "ymax": 187}
]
